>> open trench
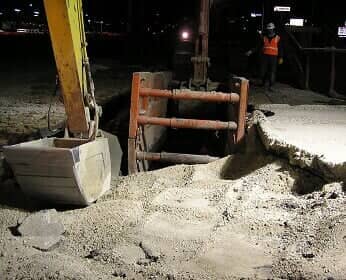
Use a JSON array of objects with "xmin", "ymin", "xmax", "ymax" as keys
[{"xmin": 99, "ymin": 87, "xmax": 234, "ymax": 175}]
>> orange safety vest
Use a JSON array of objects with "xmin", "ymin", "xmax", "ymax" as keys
[{"xmin": 263, "ymin": 35, "xmax": 280, "ymax": 56}]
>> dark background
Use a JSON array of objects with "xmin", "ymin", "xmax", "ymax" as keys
[{"xmin": 1, "ymin": 0, "xmax": 346, "ymax": 95}]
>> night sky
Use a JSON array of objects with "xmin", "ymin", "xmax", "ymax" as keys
[{"xmin": 0, "ymin": 0, "xmax": 345, "ymax": 30}]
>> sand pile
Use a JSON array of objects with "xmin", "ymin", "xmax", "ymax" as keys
[{"xmin": 0, "ymin": 141, "xmax": 345, "ymax": 279}]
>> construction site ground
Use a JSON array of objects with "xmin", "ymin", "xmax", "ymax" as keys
[{"xmin": 0, "ymin": 62, "xmax": 345, "ymax": 279}]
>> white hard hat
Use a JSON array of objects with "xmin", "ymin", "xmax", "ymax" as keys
[{"xmin": 266, "ymin": 22, "xmax": 275, "ymax": 29}]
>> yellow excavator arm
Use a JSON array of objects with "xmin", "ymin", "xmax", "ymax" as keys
[
  {"xmin": 3, "ymin": 0, "xmax": 122, "ymax": 206},
  {"xmin": 44, "ymin": 0, "xmax": 99, "ymax": 139}
]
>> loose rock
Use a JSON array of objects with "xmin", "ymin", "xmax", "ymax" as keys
[
  {"xmin": 18, "ymin": 209, "xmax": 64, "ymax": 237},
  {"xmin": 17, "ymin": 209, "xmax": 65, "ymax": 251}
]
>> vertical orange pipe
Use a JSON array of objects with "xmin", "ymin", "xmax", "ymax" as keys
[
  {"xmin": 236, "ymin": 78, "xmax": 249, "ymax": 144},
  {"xmin": 128, "ymin": 73, "xmax": 141, "ymax": 174}
]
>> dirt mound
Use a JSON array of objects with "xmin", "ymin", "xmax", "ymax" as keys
[{"xmin": 1, "ymin": 143, "xmax": 345, "ymax": 279}]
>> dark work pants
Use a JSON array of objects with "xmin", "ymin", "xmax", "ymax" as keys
[{"xmin": 260, "ymin": 54, "xmax": 278, "ymax": 87}]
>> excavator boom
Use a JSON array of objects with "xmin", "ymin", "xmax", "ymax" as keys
[
  {"xmin": 44, "ymin": 0, "xmax": 90, "ymax": 136},
  {"xmin": 3, "ymin": 0, "xmax": 122, "ymax": 206}
]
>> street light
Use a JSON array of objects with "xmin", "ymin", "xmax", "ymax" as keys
[
  {"xmin": 14, "ymin": 9, "xmax": 22, "ymax": 13},
  {"xmin": 94, "ymin": 20, "xmax": 104, "ymax": 32}
]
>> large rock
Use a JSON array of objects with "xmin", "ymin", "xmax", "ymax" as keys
[{"xmin": 18, "ymin": 209, "xmax": 65, "ymax": 251}]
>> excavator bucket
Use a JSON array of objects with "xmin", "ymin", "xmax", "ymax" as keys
[
  {"xmin": 102, "ymin": 131, "xmax": 123, "ymax": 179},
  {"xmin": 3, "ymin": 132, "xmax": 122, "ymax": 206},
  {"xmin": 2, "ymin": 0, "xmax": 123, "ymax": 206}
]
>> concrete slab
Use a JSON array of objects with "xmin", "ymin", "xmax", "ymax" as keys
[
  {"xmin": 249, "ymin": 82, "xmax": 345, "ymax": 106},
  {"xmin": 254, "ymin": 105, "xmax": 346, "ymax": 182}
]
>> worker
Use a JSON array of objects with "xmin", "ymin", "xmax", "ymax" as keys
[{"xmin": 246, "ymin": 22, "xmax": 283, "ymax": 91}]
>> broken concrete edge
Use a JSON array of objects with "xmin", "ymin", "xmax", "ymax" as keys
[
  {"xmin": 253, "ymin": 110, "xmax": 346, "ymax": 183},
  {"xmin": 254, "ymin": 103, "xmax": 346, "ymax": 112}
]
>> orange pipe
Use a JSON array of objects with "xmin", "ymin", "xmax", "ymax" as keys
[
  {"xmin": 136, "ymin": 151, "xmax": 219, "ymax": 164},
  {"xmin": 138, "ymin": 116, "xmax": 237, "ymax": 130},
  {"xmin": 128, "ymin": 73, "xmax": 141, "ymax": 139},
  {"xmin": 140, "ymin": 88, "xmax": 240, "ymax": 103}
]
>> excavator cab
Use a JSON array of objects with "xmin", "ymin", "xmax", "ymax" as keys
[{"xmin": 3, "ymin": 0, "xmax": 122, "ymax": 206}]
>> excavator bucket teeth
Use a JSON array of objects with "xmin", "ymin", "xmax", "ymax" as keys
[{"xmin": 3, "ymin": 135, "xmax": 122, "ymax": 206}]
